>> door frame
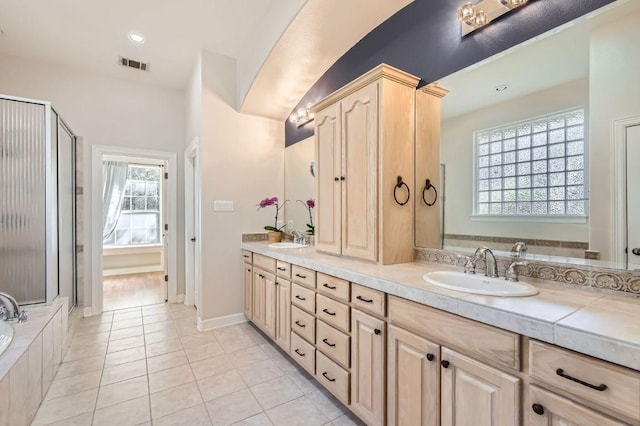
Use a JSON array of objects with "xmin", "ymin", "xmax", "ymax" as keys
[
  {"xmin": 89, "ymin": 145, "xmax": 178, "ymax": 316},
  {"xmin": 184, "ymin": 137, "xmax": 202, "ymax": 308},
  {"xmin": 612, "ymin": 115, "xmax": 640, "ymax": 267}
]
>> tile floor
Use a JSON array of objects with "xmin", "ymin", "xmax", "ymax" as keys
[{"xmin": 31, "ymin": 303, "xmax": 364, "ymax": 426}]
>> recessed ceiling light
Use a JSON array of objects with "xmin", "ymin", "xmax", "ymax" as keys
[
  {"xmin": 128, "ymin": 32, "xmax": 145, "ymax": 44},
  {"xmin": 495, "ymin": 84, "xmax": 509, "ymax": 92}
]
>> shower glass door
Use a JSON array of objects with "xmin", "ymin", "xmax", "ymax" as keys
[{"xmin": 57, "ymin": 118, "xmax": 76, "ymax": 309}]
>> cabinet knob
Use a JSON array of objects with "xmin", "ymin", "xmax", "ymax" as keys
[
  {"xmin": 334, "ymin": 177, "xmax": 340, "ymax": 181},
  {"xmin": 374, "ymin": 328, "xmax": 381, "ymax": 335},
  {"xmin": 440, "ymin": 360, "xmax": 450, "ymax": 368},
  {"xmin": 340, "ymin": 176, "xmax": 346, "ymax": 181},
  {"xmin": 532, "ymin": 404, "xmax": 545, "ymax": 416},
  {"xmin": 426, "ymin": 353, "xmax": 435, "ymax": 362}
]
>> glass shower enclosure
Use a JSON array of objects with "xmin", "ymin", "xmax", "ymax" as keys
[{"xmin": 0, "ymin": 95, "xmax": 77, "ymax": 308}]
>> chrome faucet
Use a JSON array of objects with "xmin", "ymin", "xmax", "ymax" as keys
[
  {"xmin": 505, "ymin": 261, "xmax": 528, "ymax": 282},
  {"xmin": 511, "ymin": 241, "xmax": 528, "ymax": 258},
  {"xmin": 474, "ymin": 247, "xmax": 499, "ymax": 278},
  {"xmin": 290, "ymin": 230, "xmax": 308, "ymax": 245},
  {"xmin": 0, "ymin": 292, "xmax": 27, "ymax": 322}
]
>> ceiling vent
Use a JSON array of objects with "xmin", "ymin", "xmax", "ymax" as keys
[{"xmin": 119, "ymin": 56, "xmax": 149, "ymax": 72}]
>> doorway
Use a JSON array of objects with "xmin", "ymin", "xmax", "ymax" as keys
[{"xmin": 626, "ymin": 125, "xmax": 640, "ymax": 270}]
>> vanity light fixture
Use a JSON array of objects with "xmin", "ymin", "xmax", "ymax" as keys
[
  {"xmin": 127, "ymin": 32, "xmax": 145, "ymax": 44},
  {"xmin": 289, "ymin": 103, "xmax": 315, "ymax": 127},
  {"xmin": 458, "ymin": 0, "xmax": 529, "ymax": 36}
]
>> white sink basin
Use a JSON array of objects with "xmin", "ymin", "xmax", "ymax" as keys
[
  {"xmin": 422, "ymin": 271, "xmax": 539, "ymax": 297},
  {"xmin": 268, "ymin": 242, "xmax": 309, "ymax": 249},
  {"xmin": 0, "ymin": 321, "xmax": 14, "ymax": 356}
]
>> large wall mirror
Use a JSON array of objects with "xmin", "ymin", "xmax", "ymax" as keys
[
  {"xmin": 284, "ymin": 136, "xmax": 316, "ymax": 236},
  {"xmin": 416, "ymin": 0, "xmax": 640, "ymax": 270}
]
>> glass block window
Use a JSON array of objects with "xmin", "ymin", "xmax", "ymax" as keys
[
  {"xmin": 104, "ymin": 164, "xmax": 162, "ymax": 246},
  {"xmin": 474, "ymin": 108, "xmax": 586, "ymax": 216}
]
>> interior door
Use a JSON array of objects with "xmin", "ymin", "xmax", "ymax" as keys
[{"xmin": 627, "ymin": 125, "xmax": 640, "ymax": 270}]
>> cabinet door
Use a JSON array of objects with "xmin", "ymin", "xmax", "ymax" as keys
[
  {"xmin": 315, "ymin": 102, "xmax": 342, "ymax": 255},
  {"xmin": 528, "ymin": 385, "xmax": 626, "ymax": 426},
  {"xmin": 387, "ymin": 325, "xmax": 440, "ymax": 426},
  {"xmin": 351, "ymin": 309, "xmax": 385, "ymax": 426},
  {"xmin": 243, "ymin": 263, "xmax": 253, "ymax": 320},
  {"xmin": 275, "ymin": 278, "xmax": 291, "ymax": 352},
  {"xmin": 252, "ymin": 269, "xmax": 266, "ymax": 329},
  {"xmin": 341, "ymin": 82, "xmax": 378, "ymax": 262},
  {"xmin": 441, "ymin": 347, "xmax": 520, "ymax": 426},
  {"xmin": 263, "ymin": 273, "xmax": 277, "ymax": 339}
]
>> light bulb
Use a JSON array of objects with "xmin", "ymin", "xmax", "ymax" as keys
[
  {"xmin": 458, "ymin": 2, "xmax": 476, "ymax": 22},
  {"xmin": 474, "ymin": 10, "xmax": 488, "ymax": 27}
]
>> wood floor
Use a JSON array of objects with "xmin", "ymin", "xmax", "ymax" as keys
[{"xmin": 103, "ymin": 272, "xmax": 165, "ymax": 311}]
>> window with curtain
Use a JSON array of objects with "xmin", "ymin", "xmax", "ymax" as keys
[{"xmin": 103, "ymin": 164, "xmax": 162, "ymax": 246}]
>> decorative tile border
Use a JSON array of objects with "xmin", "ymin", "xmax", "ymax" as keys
[
  {"xmin": 444, "ymin": 234, "xmax": 588, "ymax": 250},
  {"xmin": 241, "ymin": 233, "xmax": 268, "ymax": 242},
  {"xmin": 414, "ymin": 247, "xmax": 640, "ymax": 297}
]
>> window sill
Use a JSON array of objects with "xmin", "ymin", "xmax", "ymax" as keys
[{"xmin": 470, "ymin": 215, "xmax": 587, "ymax": 224}]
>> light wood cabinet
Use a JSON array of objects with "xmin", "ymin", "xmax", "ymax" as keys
[
  {"xmin": 440, "ymin": 347, "xmax": 520, "ymax": 426},
  {"xmin": 243, "ymin": 262, "xmax": 252, "ymax": 320},
  {"xmin": 275, "ymin": 278, "xmax": 291, "ymax": 352},
  {"xmin": 387, "ymin": 325, "xmax": 440, "ymax": 426},
  {"xmin": 351, "ymin": 309, "xmax": 386, "ymax": 426},
  {"xmin": 312, "ymin": 64, "xmax": 420, "ymax": 264},
  {"xmin": 252, "ymin": 268, "xmax": 276, "ymax": 339}
]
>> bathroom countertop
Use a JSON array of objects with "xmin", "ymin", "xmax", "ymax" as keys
[{"xmin": 242, "ymin": 242, "xmax": 640, "ymax": 371}]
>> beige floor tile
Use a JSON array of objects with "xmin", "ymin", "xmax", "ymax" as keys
[
  {"xmin": 147, "ymin": 349, "xmax": 189, "ymax": 374},
  {"xmin": 205, "ymin": 389, "xmax": 263, "ymax": 426},
  {"xmin": 185, "ymin": 341, "xmax": 225, "ymax": 363},
  {"xmin": 143, "ymin": 312, "xmax": 173, "ymax": 324},
  {"xmin": 286, "ymin": 369, "xmax": 322, "ymax": 395},
  {"xmin": 104, "ymin": 346, "xmax": 147, "ymax": 368},
  {"xmin": 259, "ymin": 343, "xmax": 284, "ymax": 360},
  {"xmin": 150, "ymin": 381, "xmax": 203, "ymax": 419},
  {"xmin": 112, "ymin": 310, "xmax": 143, "ymax": 322},
  {"xmin": 148, "ymin": 364, "xmax": 194, "ymax": 393},
  {"xmin": 45, "ymin": 370, "xmax": 102, "ymax": 400},
  {"xmin": 146, "ymin": 338, "xmax": 183, "ymax": 357},
  {"xmin": 107, "ymin": 334, "xmax": 145, "ymax": 353},
  {"xmin": 181, "ymin": 332, "xmax": 217, "ymax": 349},
  {"xmin": 143, "ymin": 306, "xmax": 171, "ymax": 317},
  {"xmin": 153, "ymin": 403, "xmax": 212, "ymax": 426},
  {"xmin": 265, "ymin": 396, "xmax": 329, "ymax": 426},
  {"xmin": 63, "ymin": 341, "xmax": 108, "ymax": 362},
  {"xmin": 143, "ymin": 302, "xmax": 169, "ymax": 312},
  {"xmin": 74, "ymin": 322, "xmax": 111, "ymax": 337},
  {"xmin": 190, "ymin": 354, "xmax": 232, "ymax": 380},
  {"xmin": 109, "ymin": 325, "xmax": 144, "ymax": 341},
  {"xmin": 112, "ymin": 317, "xmax": 143, "ymax": 330},
  {"xmin": 101, "ymin": 359, "xmax": 147, "ymax": 386},
  {"xmin": 93, "ymin": 395, "xmax": 151, "ymax": 426},
  {"xmin": 169, "ymin": 303, "xmax": 191, "ymax": 312},
  {"xmin": 197, "ymin": 370, "xmax": 246, "ymax": 402},
  {"xmin": 243, "ymin": 328, "xmax": 269, "ymax": 346},
  {"xmin": 250, "ymin": 376, "xmax": 303, "ymax": 410},
  {"xmin": 46, "ymin": 411, "xmax": 93, "ymax": 426},
  {"xmin": 96, "ymin": 375, "xmax": 149, "ymax": 409},
  {"xmin": 218, "ymin": 333, "xmax": 256, "ymax": 354},
  {"xmin": 113, "ymin": 307, "xmax": 142, "ymax": 314},
  {"xmin": 307, "ymin": 389, "xmax": 348, "ymax": 420},
  {"xmin": 171, "ymin": 308, "xmax": 197, "ymax": 320},
  {"xmin": 72, "ymin": 331, "xmax": 110, "ymax": 346},
  {"xmin": 176, "ymin": 323, "xmax": 200, "ymax": 337},
  {"xmin": 143, "ymin": 320, "xmax": 175, "ymax": 334},
  {"xmin": 238, "ymin": 359, "xmax": 283, "ymax": 387},
  {"xmin": 55, "ymin": 355, "xmax": 104, "ymax": 380},
  {"xmin": 145, "ymin": 328, "xmax": 179, "ymax": 344},
  {"xmin": 31, "ymin": 388, "xmax": 98, "ymax": 426},
  {"xmin": 229, "ymin": 346, "xmax": 269, "ymax": 368},
  {"xmin": 272, "ymin": 355, "xmax": 300, "ymax": 375},
  {"xmin": 232, "ymin": 413, "xmax": 273, "ymax": 425},
  {"xmin": 328, "ymin": 412, "xmax": 365, "ymax": 425},
  {"xmin": 211, "ymin": 325, "xmax": 245, "ymax": 341}
]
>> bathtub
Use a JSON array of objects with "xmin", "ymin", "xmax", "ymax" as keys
[{"xmin": 0, "ymin": 320, "xmax": 13, "ymax": 356}]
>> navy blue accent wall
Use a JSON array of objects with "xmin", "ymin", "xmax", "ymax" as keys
[{"xmin": 285, "ymin": 0, "xmax": 615, "ymax": 146}]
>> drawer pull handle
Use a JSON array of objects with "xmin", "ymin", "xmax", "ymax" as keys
[
  {"xmin": 532, "ymin": 404, "xmax": 545, "ymax": 416},
  {"xmin": 426, "ymin": 353, "xmax": 435, "ymax": 362},
  {"xmin": 294, "ymin": 349, "xmax": 305, "ymax": 357},
  {"xmin": 243, "ymin": 254, "xmax": 249, "ymax": 258},
  {"xmin": 277, "ymin": 267, "xmax": 287, "ymax": 271},
  {"xmin": 295, "ymin": 320, "xmax": 306, "ymax": 328},
  {"xmin": 356, "ymin": 295, "xmax": 373, "ymax": 303},
  {"xmin": 322, "ymin": 372, "xmax": 336, "ymax": 382},
  {"xmin": 555, "ymin": 369, "xmax": 608, "ymax": 392},
  {"xmin": 322, "ymin": 308, "xmax": 336, "ymax": 316},
  {"xmin": 295, "ymin": 295, "xmax": 306, "ymax": 301},
  {"xmin": 258, "ymin": 274, "xmax": 265, "ymax": 279},
  {"xmin": 323, "ymin": 283, "xmax": 336, "ymax": 290},
  {"xmin": 295, "ymin": 273, "xmax": 307, "ymax": 279},
  {"xmin": 441, "ymin": 360, "xmax": 450, "ymax": 368},
  {"xmin": 322, "ymin": 338, "xmax": 336, "ymax": 347}
]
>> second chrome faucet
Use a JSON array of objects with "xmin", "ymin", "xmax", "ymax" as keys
[{"xmin": 463, "ymin": 247, "xmax": 528, "ymax": 282}]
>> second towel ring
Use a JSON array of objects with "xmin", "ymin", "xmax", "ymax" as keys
[
  {"xmin": 422, "ymin": 179, "xmax": 437, "ymax": 206},
  {"xmin": 394, "ymin": 176, "xmax": 410, "ymax": 206}
]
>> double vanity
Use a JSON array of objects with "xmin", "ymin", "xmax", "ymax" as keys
[{"xmin": 241, "ymin": 242, "xmax": 640, "ymax": 426}]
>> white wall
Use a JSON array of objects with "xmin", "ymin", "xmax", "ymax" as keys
[
  {"xmin": 441, "ymin": 78, "xmax": 589, "ymax": 242},
  {"xmin": 103, "ymin": 246, "xmax": 164, "ymax": 277},
  {"xmin": 589, "ymin": 11, "xmax": 640, "ymax": 260},
  {"xmin": 284, "ymin": 136, "xmax": 316, "ymax": 234},
  {"xmin": 0, "ymin": 53, "xmax": 186, "ymax": 308}
]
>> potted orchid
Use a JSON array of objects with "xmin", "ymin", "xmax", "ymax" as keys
[
  {"xmin": 257, "ymin": 196, "xmax": 288, "ymax": 242},
  {"xmin": 297, "ymin": 198, "xmax": 315, "ymax": 235}
]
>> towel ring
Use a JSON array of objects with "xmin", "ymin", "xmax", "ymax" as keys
[
  {"xmin": 422, "ymin": 179, "xmax": 437, "ymax": 206},
  {"xmin": 393, "ymin": 176, "xmax": 410, "ymax": 206}
]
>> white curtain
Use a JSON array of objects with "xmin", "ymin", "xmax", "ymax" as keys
[{"xmin": 103, "ymin": 161, "xmax": 129, "ymax": 241}]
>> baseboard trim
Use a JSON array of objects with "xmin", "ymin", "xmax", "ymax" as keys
[
  {"xmin": 197, "ymin": 313, "xmax": 247, "ymax": 332},
  {"xmin": 102, "ymin": 265, "xmax": 164, "ymax": 277},
  {"xmin": 176, "ymin": 294, "xmax": 185, "ymax": 303}
]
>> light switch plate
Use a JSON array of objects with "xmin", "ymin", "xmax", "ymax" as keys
[{"xmin": 213, "ymin": 200, "xmax": 234, "ymax": 212}]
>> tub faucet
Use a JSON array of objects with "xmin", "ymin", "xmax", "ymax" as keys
[
  {"xmin": 0, "ymin": 292, "xmax": 27, "ymax": 322},
  {"xmin": 474, "ymin": 247, "xmax": 499, "ymax": 278}
]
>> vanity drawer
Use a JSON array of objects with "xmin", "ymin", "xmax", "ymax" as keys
[
  {"xmin": 351, "ymin": 284, "xmax": 385, "ymax": 317},
  {"xmin": 291, "ymin": 305, "xmax": 315, "ymax": 343},
  {"xmin": 529, "ymin": 340, "xmax": 640, "ymax": 421},
  {"xmin": 388, "ymin": 295, "xmax": 520, "ymax": 370},
  {"xmin": 253, "ymin": 253, "xmax": 275, "ymax": 272},
  {"xmin": 316, "ymin": 351, "xmax": 350, "ymax": 405},
  {"xmin": 316, "ymin": 273, "xmax": 350, "ymax": 303},
  {"xmin": 291, "ymin": 331, "xmax": 315, "ymax": 375},
  {"xmin": 241, "ymin": 250, "xmax": 252, "ymax": 263},
  {"xmin": 291, "ymin": 283, "xmax": 315, "ymax": 313},
  {"xmin": 316, "ymin": 294, "xmax": 350, "ymax": 333},
  {"xmin": 291, "ymin": 265, "xmax": 316, "ymax": 288},
  {"xmin": 316, "ymin": 320, "xmax": 350, "ymax": 369},
  {"xmin": 276, "ymin": 260, "xmax": 291, "ymax": 279}
]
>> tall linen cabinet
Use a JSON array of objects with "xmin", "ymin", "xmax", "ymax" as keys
[{"xmin": 311, "ymin": 64, "xmax": 420, "ymax": 264}]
